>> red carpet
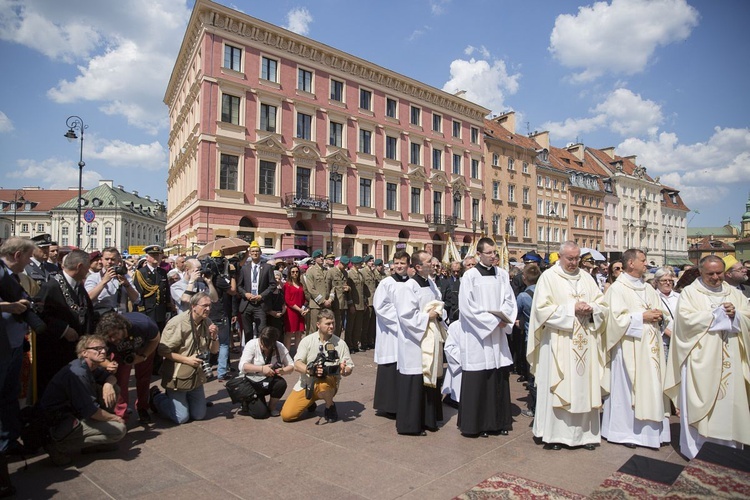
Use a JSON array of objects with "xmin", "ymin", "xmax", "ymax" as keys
[{"xmin": 454, "ymin": 472, "xmax": 585, "ymax": 499}]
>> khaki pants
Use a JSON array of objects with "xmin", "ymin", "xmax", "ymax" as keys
[{"xmin": 280, "ymin": 376, "xmax": 339, "ymax": 422}]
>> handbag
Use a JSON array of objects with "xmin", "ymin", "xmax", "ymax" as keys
[
  {"xmin": 164, "ymin": 362, "xmax": 201, "ymax": 391},
  {"xmin": 225, "ymin": 376, "xmax": 270, "ymax": 419}
]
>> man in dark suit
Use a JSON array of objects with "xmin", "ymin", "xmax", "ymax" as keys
[
  {"xmin": 34, "ymin": 249, "xmax": 96, "ymax": 399},
  {"xmin": 133, "ymin": 245, "xmax": 175, "ymax": 331},
  {"xmin": 440, "ymin": 260, "xmax": 463, "ymax": 324},
  {"xmin": 236, "ymin": 241, "xmax": 276, "ymax": 342}
]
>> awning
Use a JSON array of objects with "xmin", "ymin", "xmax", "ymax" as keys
[{"xmin": 666, "ymin": 258, "xmax": 693, "ymax": 267}]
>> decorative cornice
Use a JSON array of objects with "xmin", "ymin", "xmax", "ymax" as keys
[{"xmin": 165, "ymin": 0, "xmax": 490, "ymax": 122}]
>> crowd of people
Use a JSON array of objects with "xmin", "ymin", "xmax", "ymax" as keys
[{"xmin": 1, "ymin": 232, "xmax": 749, "ymax": 497}]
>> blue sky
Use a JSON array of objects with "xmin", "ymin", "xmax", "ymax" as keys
[{"xmin": 0, "ymin": 0, "xmax": 748, "ymax": 228}]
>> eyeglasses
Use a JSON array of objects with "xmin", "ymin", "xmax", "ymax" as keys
[
  {"xmin": 290, "ymin": 270, "xmax": 299, "ymax": 274},
  {"xmin": 195, "ymin": 303, "xmax": 212, "ymax": 309},
  {"xmin": 612, "ymin": 267, "xmax": 622, "ymax": 271},
  {"xmin": 658, "ymin": 279, "xmax": 674, "ymax": 284},
  {"xmin": 86, "ymin": 346, "xmax": 107, "ymax": 353}
]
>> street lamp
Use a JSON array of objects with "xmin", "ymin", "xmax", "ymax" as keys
[
  {"xmin": 11, "ymin": 189, "xmax": 24, "ymax": 236},
  {"xmin": 663, "ymin": 228, "xmax": 671, "ymax": 265},
  {"xmin": 64, "ymin": 116, "xmax": 87, "ymax": 248},
  {"xmin": 329, "ymin": 165, "xmax": 341, "ymax": 253},
  {"xmin": 546, "ymin": 208, "xmax": 557, "ymax": 257}
]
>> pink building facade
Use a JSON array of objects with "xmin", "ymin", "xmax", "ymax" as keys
[{"xmin": 165, "ymin": 0, "xmax": 489, "ymax": 260}]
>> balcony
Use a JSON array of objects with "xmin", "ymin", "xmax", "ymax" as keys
[
  {"xmin": 282, "ymin": 193, "xmax": 331, "ymax": 220},
  {"xmin": 426, "ymin": 214, "xmax": 457, "ymax": 232}
]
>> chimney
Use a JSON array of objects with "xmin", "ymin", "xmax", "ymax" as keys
[
  {"xmin": 624, "ymin": 155, "xmax": 637, "ymax": 165},
  {"xmin": 531, "ymin": 130, "xmax": 549, "ymax": 150},
  {"xmin": 600, "ymin": 147, "xmax": 615, "ymax": 159},
  {"xmin": 566, "ymin": 143, "xmax": 584, "ymax": 161},
  {"xmin": 99, "ymin": 179, "xmax": 113, "ymax": 187},
  {"xmin": 132, "ymin": 190, "xmax": 139, "ymax": 197},
  {"xmin": 494, "ymin": 111, "xmax": 516, "ymax": 134},
  {"xmin": 145, "ymin": 195, "xmax": 151, "ymax": 201},
  {"xmin": 117, "ymin": 185, "xmax": 124, "ymax": 190}
]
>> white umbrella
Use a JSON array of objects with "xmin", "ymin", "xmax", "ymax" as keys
[{"xmin": 579, "ymin": 247, "xmax": 605, "ymax": 261}]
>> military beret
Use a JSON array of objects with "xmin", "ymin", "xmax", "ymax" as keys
[
  {"xmin": 351, "ymin": 256, "xmax": 363, "ymax": 264},
  {"xmin": 312, "ymin": 249, "xmax": 324, "ymax": 258},
  {"xmin": 374, "ymin": 258, "xmax": 383, "ymax": 265},
  {"xmin": 363, "ymin": 255, "xmax": 373, "ymax": 262},
  {"xmin": 339, "ymin": 256, "xmax": 350, "ymax": 265}
]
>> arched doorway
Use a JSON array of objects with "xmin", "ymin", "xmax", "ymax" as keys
[
  {"xmin": 342, "ymin": 225, "xmax": 357, "ymax": 257},
  {"xmin": 293, "ymin": 220, "xmax": 311, "ymax": 254},
  {"xmin": 237, "ymin": 216, "xmax": 256, "ymax": 243}
]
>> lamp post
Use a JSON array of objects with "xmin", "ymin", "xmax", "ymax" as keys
[
  {"xmin": 546, "ymin": 208, "xmax": 557, "ymax": 257},
  {"xmin": 64, "ymin": 116, "xmax": 87, "ymax": 248},
  {"xmin": 11, "ymin": 189, "xmax": 24, "ymax": 236},
  {"xmin": 663, "ymin": 228, "xmax": 671, "ymax": 265},
  {"xmin": 329, "ymin": 165, "xmax": 341, "ymax": 253}
]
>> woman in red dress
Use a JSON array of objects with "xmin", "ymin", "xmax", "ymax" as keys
[{"xmin": 283, "ymin": 264, "xmax": 308, "ymax": 355}]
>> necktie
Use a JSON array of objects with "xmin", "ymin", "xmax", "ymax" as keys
[{"xmin": 252, "ymin": 264, "xmax": 258, "ymax": 283}]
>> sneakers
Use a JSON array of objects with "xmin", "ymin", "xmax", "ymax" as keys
[
  {"xmin": 148, "ymin": 386, "xmax": 161, "ymax": 414},
  {"xmin": 137, "ymin": 408, "xmax": 152, "ymax": 424},
  {"xmin": 43, "ymin": 441, "xmax": 72, "ymax": 467},
  {"xmin": 520, "ymin": 409, "xmax": 535, "ymax": 418},
  {"xmin": 324, "ymin": 404, "xmax": 338, "ymax": 422}
]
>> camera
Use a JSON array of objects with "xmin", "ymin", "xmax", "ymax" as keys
[
  {"xmin": 196, "ymin": 351, "xmax": 213, "ymax": 378},
  {"xmin": 306, "ymin": 342, "xmax": 340, "ymax": 378},
  {"xmin": 113, "ymin": 265, "xmax": 128, "ymax": 276},
  {"xmin": 121, "ymin": 351, "xmax": 136, "ymax": 364},
  {"xmin": 199, "ymin": 257, "xmax": 231, "ymax": 291},
  {"xmin": 0, "ymin": 265, "xmax": 47, "ymax": 334}
]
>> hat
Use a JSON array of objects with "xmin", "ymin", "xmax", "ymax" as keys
[
  {"xmin": 31, "ymin": 234, "xmax": 52, "ymax": 248},
  {"xmin": 580, "ymin": 252, "xmax": 594, "ymax": 263},
  {"xmin": 351, "ymin": 256, "xmax": 363, "ymax": 264},
  {"xmin": 312, "ymin": 249, "xmax": 324, "ymax": 258},
  {"xmin": 339, "ymin": 255, "xmax": 350, "ymax": 265},
  {"xmin": 364, "ymin": 255, "xmax": 373, "ymax": 262},
  {"xmin": 143, "ymin": 244, "xmax": 163, "ymax": 255},
  {"xmin": 549, "ymin": 252, "xmax": 559, "ymax": 265},
  {"xmin": 374, "ymin": 258, "xmax": 383, "ymax": 265},
  {"xmin": 89, "ymin": 251, "xmax": 102, "ymax": 262},
  {"xmin": 324, "ymin": 253, "xmax": 335, "ymax": 260},
  {"xmin": 522, "ymin": 251, "xmax": 542, "ymax": 263},
  {"xmin": 248, "ymin": 240, "xmax": 261, "ymax": 249},
  {"xmin": 723, "ymin": 255, "xmax": 739, "ymax": 270},
  {"xmin": 210, "ymin": 250, "xmax": 223, "ymax": 258}
]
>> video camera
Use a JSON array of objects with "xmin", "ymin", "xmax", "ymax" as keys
[
  {"xmin": 198, "ymin": 257, "xmax": 231, "ymax": 291},
  {"xmin": 307, "ymin": 342, "xmax": 340, "ymax": 378}
]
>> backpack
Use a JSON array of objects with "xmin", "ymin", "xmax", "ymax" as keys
[{"xmin": 225, "ymin": 376, "xmax": 270, "ymax": 419}]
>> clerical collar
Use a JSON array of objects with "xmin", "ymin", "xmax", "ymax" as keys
[
  {"xmin": 412, "ymin": 274, "xmax": 430, "ymax": 288},
  {"xmin": 559, "ymin": 264, "xmax": 579, "ymax": 277},
  {"xmin": 393, "ymin": 273, "xmax": 409, "ymax": 282},
  {"xmin": 476, "ymin": 262, "xmax": 496, "ymax": 276}
]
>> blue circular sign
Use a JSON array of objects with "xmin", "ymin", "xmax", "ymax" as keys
[{"xmin": 83, "ymin": 209, "xmax": 96, "ymax": 223}]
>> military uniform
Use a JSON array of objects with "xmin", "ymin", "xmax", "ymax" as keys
[
  {"xmin": 360, "ymin": 257, "xmax": 378, "ymax": 349},
  {"xmin": 345, "ymin": 257, "xmax": 368, "ymax": 352},
  {"xmin": 325, "ymin": 258, "xmax": 349, "ymax": 338},
  {"xmin": 303, "ymin": 257, "xmax": 329, "ymax": 334},
  {"xmin": 133, "ymin": 245, "xmax": 174, "ymax": 330}
]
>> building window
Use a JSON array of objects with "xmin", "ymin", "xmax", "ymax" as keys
[
  {"xmin": 260, "ymin": 104, "xmax": 277, "ymax": 132},
  {"xmin": 219, "ymin": 153, "xmax": 238, "ymax": 190},
  {"xmin": 223, "ymin": 44, "xmax": 241, "ymax": 71},
  {"xmin": 329, "ymin": 121, "xmax": 343, "ymax": 147},
  {"xmin": 261, "ymin": 56, "xmax": 278, "ymax": 82},
  {"xmin": 386, "ymin": 98, "xmax": 397, "ymax": 118},
  {"xmin": 545, "ymin": 177, "xmax": 551, "ymax": 188},
  {"xmin": 493, "ymin": 215, "xmax": 500, "ymax": 236},
  {"xmin": 537, "ymin": 199, "xmax": 543, "ymax": 214},
  {"xmin": 359, "ymin": 129, "xmax": 372, "ymax": 154},
  {"xmin": 522, "ymin": 162, "xmax": 529, "ymax": 174},
  {"xmin": 410, "ymin": 187, "xmax": 421, "ymax": 214},
  {"xmin": 410, "ymin": 142, "xmax": 421, "ymax": 165},
  {"xmin": 432, "ymin": 113, "xmax": 442, "ymax": 132},
  {"xmin": 62, "ymin": 226, "xmax": 69, "ymax": 236},
  {"xmin": 330, "ymin": 172, "xmax": 342, "ymax": 204},
  {"xmin": 105, "ymin": 237, "xmax": 112, "ymax": 247},
  {"xmin": 330, "ymin": 79, "xmax": 344, "ymax": 101},
  {"xmin": 507, "ymin": 216, "xmax": 516, "ymax": 236},
  {"xmin": 297, "ymin": 112, "xmax": 312, "ymax": 140},
  {"xmin": 359, "ymin": 178, "xmax": 372, "ymax": 207},
  {"xmin": 359, "ymin": 88, "xmax": 372, "ymax": 111},
  {"xmin": 37, "ymin": 223, "xmax": 44, "ymax": 232},
  {"xmin": 523, "ymin": 218, "xmax": 530, "ymax": 238},
  {"xmin": 259, "ymin": 160, "xmax": 276, "ymax": 195},
  {"xmin": 296, "ymin": 167, "xmax": 311, "ymax": 198},
  {"xmin": 471, "ymin": 159, "xmax": 479, "ymax": 179},
  {"xmin": 452, "ymin": 193, "xmax": 461, "ymax": 219},
  {"xmin": 508, "ymin": 158, "xmax": 515, "ymax": 171},
  {"xmin": 433, "ymin": 191, "xmax": 442, "ymax": 216},
  {"xmin": 452, "ymin": 154, "xmax": 461, "ymax": 175},
  {"xmin": 20, "ymin": 223, "xmax": 29, "ymax": 233},
  {"xmin": 298, "ymin": 68, "xmax": 313, "ymax": 92},
  {"xmin": 537, "ymin": 175, "xmax": 543, "ymax": 187},
  {"xmin": 522, "ymin": 186, "xmax": 529, "ymax": 204},
  {"xmin": 452, "ymin": 120, "xmax": 461, "ymax": 138},
  {"xmin": 553, "ymin": 179, "xmax": 559, "ymax": 190},
  {"xmin": 492, "ymin": 153, "xmax": 499, "ymax": 166},
  {"xmin": 385, "ymin": 136, "xmax": 397, "ymax": 160},
  {"xmin": 104, "ymin": 226, "xmax": 112, "ymax": 236},
  {"xmin": 472, "ymin": 198, "xmax": 480, "ymax": 222},
  {"xmin": 471, "ymin": 127, "xmax": 479, "ymax": 144},
  {"xmin": 410, "ymin": 106, "xmax": 421, "ymax": 126},
  {"xmin": 432, "ymin": 148, "xmax": 442, "ymax": 170},
  {"xmin": 221, "ymin": 94, "xmax": 240, "ymax": 125},
  {"xmin": 492, "ymin": 181, "xmax": 500, "ymax": 200},
  {"xmin": 508, "ymin": 184, "xmax": 516, "ymax": 202},
  {"xmin": 386, "ymin": 183, "xmax": 397, "ymax": 211},
  {"xmin": 91, "ymin": 238, "xmax": 97, "ymax": 249}
]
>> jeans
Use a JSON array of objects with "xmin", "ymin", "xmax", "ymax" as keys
[
  {"xmin": 0, "ymin": 347, "xmax": 23, "ymax": 452},
  {"xmin": 216, "ymin": 320, "xmax": 231, "ymax": 379},
  {"xmin": 154, "ymin": 386, "xmax": 207, "ymax": 424}
]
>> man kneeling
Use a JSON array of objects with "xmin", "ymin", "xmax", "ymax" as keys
[
  {"xmin": 39, "ymin": 335, "xmax": 127, "ymax": 466},
  {"xmin": 280, "ymin": 309, "xmax": 353, "ymax": 422}
]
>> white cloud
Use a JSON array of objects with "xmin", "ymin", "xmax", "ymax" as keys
[
  {"xmin": 464, "ymin": 45, "xmax": 491, "ymax": 59},
  {"xmin": 617, "ymin": 127, "xmax": 750, "ymax": 205},
  {"xmin": 544, "ymin": 88, "xmax": 663, "ymax": 141},
  {"xmin": 549, "ymin": 0, "xmax": 699, "ymax": 82},
  {"xmin": 0, "ymin": 111, "xmax": 13, "ymax": 133},
  {"xmin": 87, "ymin": 138, "xmax": 168, "ymax": 171},
  {"xmin": 429, "ymin": 0, "xmax": 451, "ymax": 15},
  {"xmin": 408, "ymin": 26, "xmax": 430, "ymax": 42},
  {"xmin": 1, "ymin": 0, "xmax": 190, "ymax": 134},
  {"xmin": 442, "ymin": 49, "xmax": 521, "ymax": 115},
  {"xmin": 9, "ymin": 158, "xmax": 104, "ymax": 190},
  {"xmin": 284, "ymin": 7, "xmax": 312, "ymax": 36}
]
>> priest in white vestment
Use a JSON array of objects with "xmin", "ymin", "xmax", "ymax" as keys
[
  {"xmin": 527, "ymin": 241, "xmax": 607, "ymax": 451},
  {"xmin": 372, "ymin": 251, "xmax": 410, "ymax": 417},
  {"xmin": 602, "ymin": 249, "xmax": 671, "ymax": 449},
  {"xmin": 456, "ymin": 237, "xmax": 517, "ymax": 437},
  {"xmin": 665, "ymin": 255, "xmax": 750, "ymax": 459}
]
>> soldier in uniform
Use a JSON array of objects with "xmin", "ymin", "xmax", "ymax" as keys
[
  {"xmin": 374, "ymin": 258, "xmax": 387, "ymax": 283},
  {"xmin": 360, "ymin": 255, "xmax": 378, "ymax": 350},
  {"xmin": 323, "ymin": 252, "xmax": 336, "ymax": 271},
  {"xmin": 325, "ymin": 256, "xmax": 350, "ymax": 340},
  {"xmin": 302, "ymin": 249, "xmax": 330, "ymax": 335},
  {"xmin": 346, "ymin": 256, "xmax": 368, "ymax": 353},
  {"xmin": 25, "ymin": 234, "xmax": 54, "ymax": 286}
]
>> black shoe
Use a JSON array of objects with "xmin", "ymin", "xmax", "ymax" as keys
[
  {"xmin": 148, "ymin": 386, "xmax": 161, "ymax": 414},
  {"xmin": 499, "ymin": 429, "xmax": 509, "ymax": 435},
  {"xmin": 520, "ymin": 409, "xmax": 535, "ymax": 418},
  {"xmin": 480, "ymin": 432, "xmax": 489, "ymax": 438},
  {"xmin": 306, "ymin": 401, "xmax": 317, "ymax": 413},
  {"xmin": 324, "ymin": 404, "xmax": 338, "ymax": 422},
  {"xmin": 623, "ymin": 443, "xmax": 637, "ymax": 449},
  {"xmin": 584, "ymin": 444, "xmax": 597, "ymax": 451},
  {"xmin": 137, "ymin": 409, "xmax": 152, "ymax": 424},
  {"xmin": 544, "ymin": 443, "xmax": 562, "ymax": 451},
  {"xmin": 442, "ymin": 396, "xmax": 459, "ymax": 409}
]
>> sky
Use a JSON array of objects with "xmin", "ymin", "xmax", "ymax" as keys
[{"xmin": 0, "ymin": 0, "xmax": 748, "ymax": 228}]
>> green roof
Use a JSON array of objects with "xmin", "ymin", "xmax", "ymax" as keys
[{"xmin": 53, "ymin": 182, "xmax": 166, "ymax": 220}]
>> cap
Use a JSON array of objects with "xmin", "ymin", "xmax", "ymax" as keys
[
  {"xmin": 143, "ymin": 244, "xmax": 163, "ymax": 255},
  {"xmin": 549, "ymin": 252, "xmax": 559, "ymax": 265},
  {"xmin": 324, "ymin": 253, "xmax": 335, "ymax": 260},
  {"xmin": 31, "ymin": 234, "xmax": 52, "ymax": 247},
  {"xmin": 351, "ymin": 256, "xmax": 363, "ymax": 264},
  {"xmin": 364, "ymin": 255, "xmax": 373, "ymax": 262},
  {"xmin": 723, "ymin": 255, "xmax": 739, "ymax": 270},
  {"xmin": 248, "ymin": 240, "xmax": 261, "ymax": 249},
  {"xmin": 522, "ymin": 251, "xmax": 542, "ymax": 263},
  {"xmin": 580, "ymin": 252, "xmax": 594, "ymax": 263},
  {"xmin": 339, "ymin": 255, "xmax": 350, "ymax": 265},
  {"xmin": 210, "ymin": 250, "xmax": 223, "ymax": 258},
  {"xmin": 374, "ymin": 258, "xmax": 383, "ymax": 265},
  {"xmin": 89, "ymin": 251, "xmax": 102, "ymax": 262},
  {"xmin": 312, "ymin": 249, "xmax": 324, "ymax": 258}
]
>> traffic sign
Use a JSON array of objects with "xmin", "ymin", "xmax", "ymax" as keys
[{"xmin": 83, "ymin": 209, "xmax": 96, "ymax": 223}]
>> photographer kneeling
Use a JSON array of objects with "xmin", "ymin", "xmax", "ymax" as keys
[
  {"xmin": 280, "ymin": 309, "xmax": 353, "ymax": 423},
  {"xmin": 150, "ymin": 292, "xmax": 218, "ymax": 424},
  {"xmin": 237, "ymin": 326, "xmax": 294, "ymax": 417}
]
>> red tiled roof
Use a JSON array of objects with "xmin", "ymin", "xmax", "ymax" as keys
[
  {"xmin": 585, "ymin": 146, "xmax": 654, "ymax": 181},
  {"xmin": 483, "ymin": 119, "xmax": 541, "ymax": 151},
  {"xmin": 690, "ymin": 236, "xmax": 734, "ymax": 251},
  {"xmin": 661, "ymin": 186, "xmax": 690, "ymax": 212},
  {"xmin": 0, "ymin": 189, "xmax": 85, "ymax": 213}
]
